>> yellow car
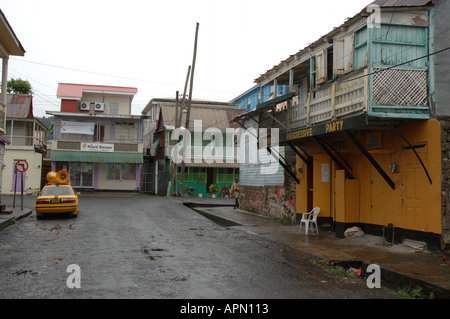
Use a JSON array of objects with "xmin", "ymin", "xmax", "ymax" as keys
[{"xmin": 36, "ymin": 170, "xmax": 79, "ymax": 219}]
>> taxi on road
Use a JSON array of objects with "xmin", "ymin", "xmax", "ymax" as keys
[{"xmin": 35, "ymin": 170, "xmax": 79, "ymax": 219}]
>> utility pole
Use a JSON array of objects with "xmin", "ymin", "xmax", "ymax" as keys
[
  {"xmin": 174, "ymin": 66, "xmax": 191, "ymax": 196},
  {"xmin": 180, "ymin": 22, "xmax": 199, "ymax": 196},
  {"xmin": 167, "ymin": 91, "xmax": 180, "ymax": 196}
]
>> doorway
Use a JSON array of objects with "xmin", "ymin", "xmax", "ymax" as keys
[{"xmin": 70, "ymin": 162, "xmax": 93, "ymax": 188}]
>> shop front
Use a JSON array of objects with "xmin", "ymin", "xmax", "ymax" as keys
[
  {"xmin": 287, "ymin": 116, "xmax": 442, "ymax": 250},
  {"xmin": 51, "ymin": 150, "xmax": 143, "ymax": 192}
]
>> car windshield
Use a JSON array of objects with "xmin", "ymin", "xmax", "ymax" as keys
[{"xmin": 40, "ymin": 186, "xmax": 74, "ymax": 196}]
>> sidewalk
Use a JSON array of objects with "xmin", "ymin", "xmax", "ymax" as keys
[
  {"xmin": 174, "ymin": 197, "xmax": 450, "ymax": 299},
  {"xmin": 0, "ymin": 207, "xmax": 32, "ymax": 232}
]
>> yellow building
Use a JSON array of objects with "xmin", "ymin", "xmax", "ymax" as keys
[
  {"xmin": 293, "ymin": 119, "xmax": 442, "ymax": 250},
  {"xmin": 233, "ymin": 0, "xmax": 449, "ymax": 251}
]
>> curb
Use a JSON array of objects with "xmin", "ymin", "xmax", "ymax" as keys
[{"xmin": 0, "ymin": 209, "xmax": 32, "ymax": 232}]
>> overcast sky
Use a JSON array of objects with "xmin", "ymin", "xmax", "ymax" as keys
[{"xmin": 1, "ymin": 0, "xmax": 372, "ymax": 118}]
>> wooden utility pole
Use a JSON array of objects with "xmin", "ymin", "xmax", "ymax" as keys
[
  {"xmin": 180, "ymin": 22, "xmax": 199, "ymax": 196},
  {"xmin": 168, "ymin": 91, "xmax": 180, "ymax": 196}
]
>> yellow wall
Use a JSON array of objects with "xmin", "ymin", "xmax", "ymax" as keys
[
  {"xmin": 313, "ymin": 154, "xmax": 331, "ymax": 218},
  {"xmin": 295, "ymin": 119, "xmax": 442, "ymax": 235}
]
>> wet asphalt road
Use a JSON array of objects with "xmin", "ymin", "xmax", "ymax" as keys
[{"xmin": 0, "ymin": 194, "xmax": 395, "ymax": 299}]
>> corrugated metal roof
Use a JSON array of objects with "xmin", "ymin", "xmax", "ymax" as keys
[
  {"xmin": 6, "ymin": 94, "xmax": 33, "ymax": 118},
  {"xmin": 369, "ymin": 0, "xmax": 433, "ymax": 7},
  {"xmin": 57, "ymin": 83, "xmax": 138, "ymax": 99},
  {"xmin": 161, "ymin": 106, "xmax": 245, "ymax": 130}
]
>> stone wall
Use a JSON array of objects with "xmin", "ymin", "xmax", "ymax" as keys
[
  {"xmin": 239, "ymin": 177, "xmax": 296, "ymax": 221},
  {"xmin": 440, "ymin": 118, "xmax": 450, "ymax": 253}
]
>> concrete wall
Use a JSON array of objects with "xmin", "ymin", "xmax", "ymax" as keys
[
  {"xmin": 433, "ymin": 0, "xmax": 450, "ymax": 116},
  {"xmin": 1, "ymin": 149, "xmax": 42, "ymax": 194}
]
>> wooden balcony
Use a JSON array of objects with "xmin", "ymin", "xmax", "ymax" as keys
[{"xmin": 290, "ymin": 68, "xmax": 368, "ymax": 129}]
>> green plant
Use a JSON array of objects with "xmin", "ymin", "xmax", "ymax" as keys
[
  {"xmin": 280, "ymin": 204, "xmax": 294, "ymax": 224},
  {"xmin": 388, "ymin": 285, "xmax": 423, "ymax": 299},
  {"xmin": 208, "ymin": 184, "xmax": 220, "ymax": 194}
]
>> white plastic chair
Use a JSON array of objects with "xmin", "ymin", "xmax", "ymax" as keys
[{"xmin": 299, "ymin": 207, "xmax": 320, "ymax": 235}]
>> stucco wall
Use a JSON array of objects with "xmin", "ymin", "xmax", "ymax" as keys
[{"xmin": 1, "ymin": 149, "xmax": 42, "ymax": 194}]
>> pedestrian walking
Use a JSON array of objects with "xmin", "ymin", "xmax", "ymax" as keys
[{"xmin": 232, "ymin": 178, "xmax": 240, "ymax": 209}]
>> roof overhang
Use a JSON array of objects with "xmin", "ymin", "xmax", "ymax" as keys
[
  {"xmin": 51, "ymin": 150, "xmax": 143, "ymax": 164},
  {"xmin": 46, "ymin": 111, "xmax": 147, "ymax": 120},
  {"xmin": 232, "ymin": 93, "xmax": 295, "ymax": 123},
  {"xmin": 0, "ymin": 10, "xmax": 25, "ymax": 57}
]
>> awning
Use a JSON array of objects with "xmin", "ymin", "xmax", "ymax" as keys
[
  {"xmin": 256, "ymin": 93, "xmax": 295, "ymax": 110},
  {"xmin": 232, "ymin": 92, "xmax": 295, "ymax": 123},
  {"xmin": 51, "ymin": 150, "xmax": 143, "ymax": 164}
]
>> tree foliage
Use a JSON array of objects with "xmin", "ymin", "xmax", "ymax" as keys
[{"xmin": 7, "ymin": 78, "xmax": 33, "ymax": 94}]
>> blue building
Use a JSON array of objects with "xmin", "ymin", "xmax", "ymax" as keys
[{"xmin": 232, "ymin": 84, "xmax": 287, "ymax": 112}]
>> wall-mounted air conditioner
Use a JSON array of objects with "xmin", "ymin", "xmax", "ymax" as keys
[
  {"xmin": 94, "ymin": 102, "xmax": 105, "ymax": 112},
  {"xmin": 80, "ymin": 101, "xmax": 91, "ymax": 111}
]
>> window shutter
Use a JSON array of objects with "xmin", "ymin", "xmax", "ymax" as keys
[
  {"xmin": 334, "ymin": 35, "xmax": 354, "ymax": 75},
  {"xmin": 334, "ymin": 39, "xmax": 346, "ymax": 75},
  {"xmin": 316, "ymin": 49, "xmax": 327, "ymax": 84}
]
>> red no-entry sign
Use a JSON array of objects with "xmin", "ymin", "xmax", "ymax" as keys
[{"xmin": 15, "ymin": 160, "xmax": 29, "ymax": 172}]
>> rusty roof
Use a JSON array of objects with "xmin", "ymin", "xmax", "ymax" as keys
[
  {"xmin": 6, "ymin": 94, "xmax": 33, "ymax": 119},
  {"xmin": 161, "ymin": 105, "xmax": 245, "ymax": 130}
]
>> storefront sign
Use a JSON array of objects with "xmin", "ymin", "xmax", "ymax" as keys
[
  {"xmin": 61, "ymin": 121, "xmax": 95, "ymax": 135},
  {"xmin": 366, "ymin": 132, "xmax": 382, "ymax": 150},
  {"xmin": 81, "ymin": 143, "xmax": 114, "ymax": 152},
  {"xmin": 286, "ymin": 114, "xmax": 367, "ymax": 142}
]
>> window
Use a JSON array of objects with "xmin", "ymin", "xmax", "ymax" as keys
[
  {"xmin": 41, "ymin": 186, "xmax": 74, "ymax": 196},
  {"xmin": 94, "ymin": 125, "xmax": 105, "ymax": 142},
  {"xmin": 327, "ymin": 46, "xmax": 334, "ymax": 81},
  {"xmin": 107, "ymin": 164, "xmax": 136, "ymax": 181},
  {"xmin": 310, "ymin": 56, "xmax": 317, "ymax": 89},
  {"xmin": 110, "ymin": 102, "xmax": 119, "ymax": 114}
]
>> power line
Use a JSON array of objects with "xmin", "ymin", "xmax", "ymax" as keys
[
  {"xmin": 341, "ymin": 45, "xmax": 450, "ymax": 84},
  {"xmin": 9, "ymin": 57, "xmax": 238, "ymax": 96}
]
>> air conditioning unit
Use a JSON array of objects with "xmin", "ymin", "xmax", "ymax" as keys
[
  {"xmin": 80, "ymin": 101, "xmax": 91, "ymax": 111},
  {"xmin": 94, "ymin": 102, "xmax": 105, "ymax": 112}
]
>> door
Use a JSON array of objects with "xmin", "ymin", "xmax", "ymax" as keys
[
  {"xmin": 142, "ymin": 159, "xmax": 155, "ymax": 193},
  {"xmin": 81, "ymin": 163, "xmax": 93, "ymax": 187},
  {"xmin": 313, "ymin": 154, "xmax": 331, "ymax": 218},
  {"xmin": 404, "ymin": 149, "xmax": 429, "ymax": 232},
  {"xmin": 69, "ymin": 162, "xmax": 93, "ymax": 188}
]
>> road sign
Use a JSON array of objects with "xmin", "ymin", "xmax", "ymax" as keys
[{"xmin": 15, "ymin": 160, "xmax": 29, "ymax": 172}]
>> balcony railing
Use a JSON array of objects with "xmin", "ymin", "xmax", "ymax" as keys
[
  {"xmin": 167, "ymin": 145, "xmax": 239, "ymax": 163},
  {"xmin": 4, "ymin": 135, "xmax": 46, "ymax": 150},
  {"xmin": 289, "ymin": 68, "xmax": 368, "ymax": 128},
  {"xmin": 56, "ymin": 134, "xmax": 141, "ymax": 145}
]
